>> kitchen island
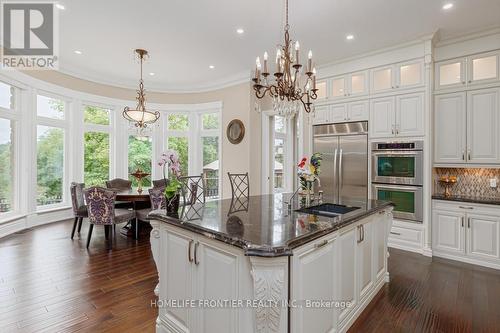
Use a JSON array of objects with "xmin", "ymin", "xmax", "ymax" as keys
[{"xmin": 148, "ymin": 194, "xmax": 393, "ymax": 333}]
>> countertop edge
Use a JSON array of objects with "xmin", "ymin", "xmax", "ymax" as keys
[
  {"xmin": 148, "ymin": 202, "xmax": 394, "ymax": 257},
  {"xmin": 432, "ymin": 195, "xmax": 500, "ymax": 206}
]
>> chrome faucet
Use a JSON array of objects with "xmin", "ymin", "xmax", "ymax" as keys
[{"xmin": 287, "ymin": 187, "xmax": 301, "ymax": 213}]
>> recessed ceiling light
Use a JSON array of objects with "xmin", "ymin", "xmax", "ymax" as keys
[
  {"xmin": 346, "ymin": 34, "xmax": 355, "ymax": 41},
  {"xmin": 236, "ymin": 28, "xmax": 244, "ymax": 34},
  {"xmin": 149, "ymin": 72, "xmax": 155, "ymax": 76},
  {"xmin": 209, "ymin": 65, "xmax": 215, "ymax": 69},
  {"xmin": 74, "ymin": 50, "xmax": 82, "ymax": 55},
  {"xmin": 55, "ymin": 3, "xmax": 65, "ymax": 10},
  {"xmin": 442, "ymin": 3, "xmax": 454, "ymax": 10}
]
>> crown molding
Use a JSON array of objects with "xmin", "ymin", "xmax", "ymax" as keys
[
  {"xmin": 57, "ymin": 65, "xmax": 251, "ymax": 94},
  {"xmin": 434, "ymin": 26, "xmax": 500, "ymax": 47}
]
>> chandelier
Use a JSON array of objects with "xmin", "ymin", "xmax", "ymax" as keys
[
  {"xmin": 123, "ymin": 49, "xmax": 160, "ymax": 131},
  {"xmin": 252, "ymin": 0, "xmax": 318, "ymax": 118}
]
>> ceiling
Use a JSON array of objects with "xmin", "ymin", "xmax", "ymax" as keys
[{"xmin": 58, "ymin": 0, "xmax": 500, "ymax": 92}]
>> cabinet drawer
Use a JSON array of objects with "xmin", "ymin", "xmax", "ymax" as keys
[{"xmin": 389, "ymin": 225, "xmax": 422, "ymax": 245}]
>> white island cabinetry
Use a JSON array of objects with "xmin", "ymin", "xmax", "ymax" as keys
[{"xmin": 150, "ymin": 203, "xmax": 393, "ymax": 333}]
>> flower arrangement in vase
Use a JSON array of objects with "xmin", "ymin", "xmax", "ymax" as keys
[
  {"xmin": 297, "ymin": 153, "xmax": 322, "ymax": 199},
  {"xmin": 158, "ymin": 149, "xmax": 182, "ymax": 214}
]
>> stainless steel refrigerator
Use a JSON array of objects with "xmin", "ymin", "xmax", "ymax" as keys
[{"xmin": 313, "ymin": 121, "xmax": 368, "ymax": 204}]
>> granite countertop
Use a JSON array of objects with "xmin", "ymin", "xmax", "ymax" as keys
[
  {"xmin": 432, "ymin": 194, "xmax": 500, "ymax": 206},
  {"xmin": 148, "ymin": 193, "xmax": 393, "ymax": 257}
]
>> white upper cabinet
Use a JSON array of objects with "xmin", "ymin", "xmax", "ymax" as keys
[
  {"xmin": 370, "ymin": 93, "xmax": 424, "ymax": 139},
  {"xmin": 332, "ymin": 76, "xmax": 347, "ymax": 98},
  {"xmin": 468, "ymin": 51, "xmax": 500, "ymax": 85},
  {"xmin": 349, "ymin": 71, "xmax": 369, "ymax": 97},
  {"xmin": 466, "ymin": 88, "xmax": 500, "ymax": 164},
  {"xmin": 331, "ymin": 104, "xmax": 348, "ymax": 122},
  {"xmin": 436, "ymin": 58, "xmax": 466, "ymax": 89},
  {"xmin": 369, "ymin": 97, "xmax": 395, "ymax": 138},
  {"xmin": 435, "ymin": 51, "xmax": 500, "ymax": 90},
  {"xmin": 397, "ymin": 60, "xmax": 424, "ymax": 89},
  {"xmin": 315, "ymin": 80, "xmax": 328, "ymax": 100},
  {"xmin": 312, "ymin": 105, "xmax": 332, "ymax": 125},
  {"xmin": 434, "ymin": 93, "xmax": 467, "ymax": 164},
  {"xmin": 371, "ymin": 66, "xmax": 394, "ymax": 93},
  {"xmin": 347, "ymin": 100, "xmax": 369, "ymax": 122},
  {"xmin": 396, "ymin": 93, "xmax": 424, "ymax": 137}
]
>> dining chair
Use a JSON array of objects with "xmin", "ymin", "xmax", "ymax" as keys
[
  {"xmin": 152, "ymin": 179, "xmax": 169, "ymax": 188},
  {"xmin": 228, "ymin": 172, "xmax": 249, "ymax": 199},
  {"xmin": 105, "ymin": 178, "xmax": 132, "ymax": 190},
  {"xmin": 179, "ymin": 174, "xmax": 206, "ymax": 205},
  {"xmin": 84, "ymin": 187, "xmax": 136, "ymax": 248},
  {"xmin": 136, "ymin": 187, "xmax": 167, "ymax": 224},
  {"xmin": 70, "ymin": 182, "xmax": 88, "ymax": 239},
  {"xmin": 106, "ymin": 178, "xmax": 133, "ymax": 209}
]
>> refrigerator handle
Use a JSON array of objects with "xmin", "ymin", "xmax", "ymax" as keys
[
  {"xmin": 339, "ymin": 149, "xmax": 343, "ymax": 193},
  {"xmin": 333, "ymin": 148, "xmax": 338, "ymax": 201}
]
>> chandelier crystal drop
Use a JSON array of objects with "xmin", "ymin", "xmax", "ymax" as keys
[
  {"xmin": 123, "ymin": 49, "xmax": 160, "ymax": 132},
  {"xmin": 252, "ymin": 0, "xmax": 318, "ymax": 119}
]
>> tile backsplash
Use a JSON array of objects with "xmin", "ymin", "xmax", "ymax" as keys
[{"xmin": 433, "ymin": 168, "xmax": 500, "ymax": 198}]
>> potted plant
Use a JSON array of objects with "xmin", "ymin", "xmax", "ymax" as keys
[{"xmin": 158, "ymin": 150, "xmax": 182, "ymax": 215}]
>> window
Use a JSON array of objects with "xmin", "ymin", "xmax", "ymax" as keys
[
  {"xmin": 36, "ymin": 125, "xmax": 64, "ymax": 206},
  {"xmin": 84, "ymin": 132, "xmax": 110, "ymax": 186},
  {"xmin": 83, "ymin": 105, "xmax": 111, "ymax": 186},
  {"xmin": 0, "ymin": 119, "xmax": 13, "ymax": 213},
  {"xmin": 166, "ymin": 114, "xmax": 189, "ymax": 177},
  {"xmin": 36, "ymin": 95, "xmax": 67, "ymax": 207},
  {"xmin": 273, "ymin": 116, "xmax": 286, "ymax": 193},
  {"xmin": 0, "ymin": 81, "xmax": 14, "ymax": 110},
  {"xmin": 37, "ymin": 95, "xmax": 64, "ymax": 119},
  {"xmin": 128, "ymin": 135, "xmax": 152, "ymax": 187},
  {"xmin": 164, "ymin": 109, "xmax": 221, "ymax": 199}
]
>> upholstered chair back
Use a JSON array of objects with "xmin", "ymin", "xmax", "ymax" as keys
[
  {"xmin": 105, "ymin": 178, "xmax": 132, "ymax": 190},
  {"xmin": 149, "ymin": 187, "xmax": 166, "ymax": 210},
  {"xmin": 84, "ymin": 187, "xmax": 116, "ymax": 225},
  {"xmin": 70, "ymin": 182, "xmax": 86, "ymax": 214}
]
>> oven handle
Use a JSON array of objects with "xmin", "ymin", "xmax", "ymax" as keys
[
  {"xmin": 372, "ymin": 151, "xmax": 421, "ymax": 156},
  {"xmin": 372, "ymin": 184, "xmax": 422, "ymax": 192}
]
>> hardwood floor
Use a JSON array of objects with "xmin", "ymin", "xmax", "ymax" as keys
[
  {"xmin": 0, "ymin": 220, "xmax": 158, "ymax": 333},
  {"xmin": 1, "ymin": 220, "xmax": 499, "ymax": 332}
]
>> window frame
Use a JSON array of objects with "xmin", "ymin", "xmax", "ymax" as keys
[{"xmin": 35, "ymin": 90, "xmax": 71, "ymax": 211}]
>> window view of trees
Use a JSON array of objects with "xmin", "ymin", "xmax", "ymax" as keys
[
  {"xmin": 128, "ymin": 136, "xmax": 152, "ymax": 187},
  {"xmin": 84, "ymin": 106, "xmax": 111, "ymax": 187},
  {"xmin": 37, "ymin": 126, "xmax": 64, "ymax": 206},
  {"xmin": 167, "ymin": 137, "xmax": 188, "ymax": 176},
  {"xmin": 0, "ymin": 119, "xmax": 13, "ymax": 213},
  {"xmin": 202, "ymin": 113, "xmax": 219, "ymax": 130},
  {"xmin": 84, "ymin": 105, "xmax": 110, "ymax": 125},
  {"xmin": 37, "ymin": 95, "xmax": 64, "ymax": 119},
  {"xmin": 84, "ymin": 132, "xmax": 110, "ymax": 186}
]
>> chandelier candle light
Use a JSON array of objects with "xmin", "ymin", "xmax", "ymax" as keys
[
  {"xmin": 123, "ymin": 49, "xmax": 160, "ymax": 131},
  {"xmin": 252, "ymin": 0, "xmax": 318, "ymax": 118}
]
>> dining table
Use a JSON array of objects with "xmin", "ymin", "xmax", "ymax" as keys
[{"xmin": 112, "ymin": 187, "xmax": 152, "ymax": 239}]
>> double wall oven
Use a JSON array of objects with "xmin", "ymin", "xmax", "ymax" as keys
[{"xmin": 371, "ymin": 141, "xmax": 423, "ymax": 222}]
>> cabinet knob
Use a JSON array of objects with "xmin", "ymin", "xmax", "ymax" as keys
[{"xmin": 468, "ymin": 80, "xmax": 472, "ymax": 83}]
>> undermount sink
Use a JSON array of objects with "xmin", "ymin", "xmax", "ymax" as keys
[{"xmin": 295, "ymin": 203, "xmax": 360, "ymax": 218}]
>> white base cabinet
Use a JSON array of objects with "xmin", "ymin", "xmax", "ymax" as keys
[
  {"xmin": 151, "ymin": 207, "xmax": 393, "ymax": 333},
  {"xmin": 291, "ymin": 208, "xmax": 392, "ymax": 333},
  {"xmin": 432, "ymin": 200, "xmax": 500, "ymax": 269}
]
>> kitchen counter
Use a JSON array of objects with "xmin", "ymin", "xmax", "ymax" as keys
[
  {"xmin": 432, "ymin": 194, "xmax": 500, "ymax": 206},
  {"xmin": 148, "ymin": 193, "xmax": 393, "ymax": 257},
  {"xmin": 148, "ymin": 193, "xmax": 394, "ymax": 333}
]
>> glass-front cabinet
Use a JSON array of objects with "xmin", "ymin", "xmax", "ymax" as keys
[
  {"xmin": 435, "ymin": 50, "xmax": 500, "ymax": 90},
  {"xmin": 397, "ymin": 61, "xmax": 423, "ymax": 88},
  {"xmin": 468, "ymin": 51, "xmax": 499, "ymax": 85},
  {"xmin": 371, "ymin": 66, "xmax": 394, "ymax": 93},
  {"xmin": 331, "ymin": 77, "xmax": 346, "ymax": 98},
  {"xmin": 330, "ymin": 71, "xmax": 368, "ymax": 99},
  {"xmin": 315, "ymin": 80, "xmax": 328, "ymax": 100}
]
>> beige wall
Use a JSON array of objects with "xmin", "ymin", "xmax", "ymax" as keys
[{"xmin": 26, "ymin": 70, "xmax": 260, "ymax": 199}]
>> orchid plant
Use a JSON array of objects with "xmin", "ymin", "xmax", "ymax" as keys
[
  {"xmin": 158, "ymin": 149, "xmax": 182, "ymax": 199},
  {"xmin": 297, "ymin": 153, "xmax": 322, "ymax": 191}
]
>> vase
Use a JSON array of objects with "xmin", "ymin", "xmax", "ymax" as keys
[
  {"xmin": 166, "ymin": 193, "xmax": 180, "ymax": 216},
  {"xmin": 299, "ymin": 181, "xmax": 314, "ymax": 206}
]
